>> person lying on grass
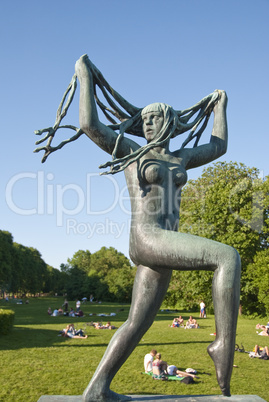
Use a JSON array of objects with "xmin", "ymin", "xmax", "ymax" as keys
[
  {"xmin": 256, "ymin": 323, "xmax": 269, "ymax": 336},
  {"xmin": 254, "ymin": 345, "xmax": 269, "ymax": 358},
  {"xmin": 167, "ymin": 365, "xmax": 198, "ymax": 379},
  {"xmin": 61, "ymin": 324, "xmax": 88, "ymax": 339},
  {"xmin": 93, "ymin": 322, "xmax": 117, "ymax": 330}
]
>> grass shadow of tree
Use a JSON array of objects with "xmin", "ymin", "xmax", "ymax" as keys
[{"xmin": 0, "ymin": 327, "xmax": 99, "ymax": 350}]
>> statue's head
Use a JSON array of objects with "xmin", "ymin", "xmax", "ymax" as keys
[{"xmin": 141, "ymin": 103, "xmax": 176, "ymax": 143}]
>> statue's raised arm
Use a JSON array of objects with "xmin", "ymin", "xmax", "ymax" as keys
[
  {"xmin": 74, "ymin": 55, "xmax": 140, "ymax": 159},
  {"xmin": 176, "ymin": 90, "xmax": 228, "ymax": 170}
]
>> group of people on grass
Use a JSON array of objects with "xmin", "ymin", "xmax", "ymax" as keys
[
  {"xmin": 144, "ymin": 349, "xmax": 198, "ymax": 381},
  {"xmin": 252, "ymin": 322, "xmax": 269, "ymax": 359},
  {"xmin": 170, "ymin": 315, "xmax": 199, "ymax": 329},
  {"xmin": 58, "ymin": 321, "xmax": 118, "ymax": 339},
  {"xmin": 47, "ymin": 303, "xmax": 84, "ymax": 317}
]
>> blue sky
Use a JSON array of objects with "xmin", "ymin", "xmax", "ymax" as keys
[{"xmin": 1, "ymin": 0, "xmax": 268, "ymax": 269}]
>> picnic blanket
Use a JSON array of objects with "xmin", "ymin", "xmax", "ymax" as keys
[{"xmin": 143, "ymin": 372, "xmax": 185, "ymax": 381}]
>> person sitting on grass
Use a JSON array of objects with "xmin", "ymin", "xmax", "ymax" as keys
[
  {"xmin": 68, "ymin": 307, "xmax": 75, "ymax": 317},
  {"xmin": 62, "ymin": 324, "xmax": 88, "ymax": 339},
  {"xmin": 152, "ymin": 353, "xmax": 168, "ymax": 377},
  {"xmin": 186, "ymin": 316, "xmax": 199, "ymax": 328},
  {"xmin": 75, "ymin": 309, "xmax": 84, "ymax": 317},
  {"xmin": 177, "ymin": 315, "xmax": 184, "ymax": 326},
  {"xmin": 170, "ymin": 318, "xmax": 180, "ymax": 328},
  {"xmin": 47, "ymin": 307, "xmax": 52, "ymax": 315},
  {"xmin": 144, "ymin": 349, "xmax": 157, "ymax": 373}
]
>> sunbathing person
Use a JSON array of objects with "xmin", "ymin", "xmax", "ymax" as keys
[
  {"xmin": 170, "ymin": 318, "xmax": 180, "ymax": 328},
  {"xmin": 254, "ymin": 345, "xmax": 269, "ymax": 358},
  {"xmin": 167, "ymin": 365, "xmax": 198, "ymax": 378},
  {"xmin": 104, "ymin": 322, "xmax": 117, "ymax": 330},
  {"xmin": 177, "ymin": 315, "xmax": 184, "ymax": 326},
  {"xmin": 186, "ymin": 316, "xmax": 199, "ymax": 328},
  {"xmin": 152, "ymin": 353, "xmax": 168, "ymax": 376},
  {"xmin": 62, "ymin": 324, "xmax": 88, "ymax": 339},
  {"xmin": 93, "ymin": 322, "xmax": 103, "ymax": 329},
  {"xmin": 256, "ymin": 323, "xmax": 267, "ymax": 330}
]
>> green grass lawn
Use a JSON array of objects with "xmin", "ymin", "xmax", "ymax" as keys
[{"xmin": 0, "ymin": 297, "xmax": 268, "ymax": 401}]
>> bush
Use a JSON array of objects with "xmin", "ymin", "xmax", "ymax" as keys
[{"xmin": 0, "ymin": 309, "xmax": 15, "ymax": 335}]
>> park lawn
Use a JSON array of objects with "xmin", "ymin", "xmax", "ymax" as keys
[{"xmin": 0, "ymin": 297, "xmax": 268, "ymax": 401}]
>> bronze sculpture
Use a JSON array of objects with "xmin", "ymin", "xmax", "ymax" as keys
[{"xmin": 35, "ymin": 54, "xmax": 241, "ymax": 401}]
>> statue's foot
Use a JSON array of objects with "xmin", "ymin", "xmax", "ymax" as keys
[
  {"xmin": 83, "ymin": 387, "xmax": 132, "ymax": 402},
  {"xmin": 207, "ymin": 339, "xmax": 232, "ymax": 397}
]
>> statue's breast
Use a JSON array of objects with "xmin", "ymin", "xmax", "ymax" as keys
[{"xmin": 139, "ymin": 158, "xmax": 187, "ymax": 188}]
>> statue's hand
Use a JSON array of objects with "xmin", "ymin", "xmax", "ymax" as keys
[
  {"xmin": 75, "ymin": 54, "xmax": 106, "ymax": 85},
  {"xmin": 75, "ymin": 54, "xmax": 93, "ymax": 79},
  {"xmin": 213, "ymin": 90, "xmax": 228, "ymax": 112}
]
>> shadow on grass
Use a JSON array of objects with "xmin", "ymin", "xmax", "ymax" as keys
[
  {"xmin": 0, "ymin": 326, "xmax": 108, "ymax": 351},
  {"xmin": 137, "ymin": 341, "xmax": 212, "ymax": 348},
  {"xmin": 0, "ymin": 325, "xmax": 212, "ymax": 351}
]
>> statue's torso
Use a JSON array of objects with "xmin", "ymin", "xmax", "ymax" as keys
[{"xmin": 125, "ymin": 149, "xmax": 188, "ymax": 232}]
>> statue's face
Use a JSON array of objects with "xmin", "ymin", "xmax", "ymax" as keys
[{"xmin": 142, "ymin": 111, "xmax": 164, "ymax": 142}]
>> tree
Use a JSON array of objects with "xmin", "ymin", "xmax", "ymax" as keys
[
  {"xmin": 67, "ymin": 250, "xmax": 91, "ymax": 273},
  {"xmin": 165, "ymin": 162, "xmax": 269, "ymax": 314},
  {"xmin": 245, "ymin": 249, "xmax": 269, "ymax": 316},
  {"xmin": 105, "ymin": 266, "xmax": 136, "ymax": 302},
  {"xmin": 11, "ymin": 243, "xmax": 25, "ymax": 294},
  {"xmin": 64, "ymin": 246, "xmax": 136, "ymax": 302},
  {"xmin": 89, "ymin": 247, "xmax": 135, "ymax": 301},
  {"xmin": 90, "ymin": 247, "xmax": 131, "ymax": 276},
  {"xmin": 0, "ymin": 231, "xmax": 14, "ymax": 295}
]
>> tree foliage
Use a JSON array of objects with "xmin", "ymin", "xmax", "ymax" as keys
[
  {"xmin": 65, "ymin": 247, "xmax": 136, "ymax": 302},
  {"xmin": 245, "ymin": 249, "xmax": 269, "ymax": 315},
  {"xmin": 0, "ymin": 229, "xmax": 135, "ymax": 303},
  {"xmin": 165, "ymin": 162, "xmax": 269, "ymax": 315},
  {"xmin": 0, "ymin": 231, "xmax": 13, "ymax": 293}
]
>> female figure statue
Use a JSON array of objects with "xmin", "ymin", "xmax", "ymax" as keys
[{"xmin": 37, "ymin": 54, "xmax": 241, "ymax": 400}]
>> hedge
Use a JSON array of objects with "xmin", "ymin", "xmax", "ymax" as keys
[{"xmin": 0, "ymin": 309, "xmax": 15, "ymax": 335}]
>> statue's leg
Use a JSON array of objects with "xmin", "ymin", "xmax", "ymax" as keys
[
  {"xmin": 207, "ymin": 247, "xmax": 241, "ymax": 396},
  {"xmin": 130, "ymin": 229, "xmax": 241, "ymax": 396},
  {"xmin": 82, "ymin": 264, "xmax": 172, "ymax": 402}
]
